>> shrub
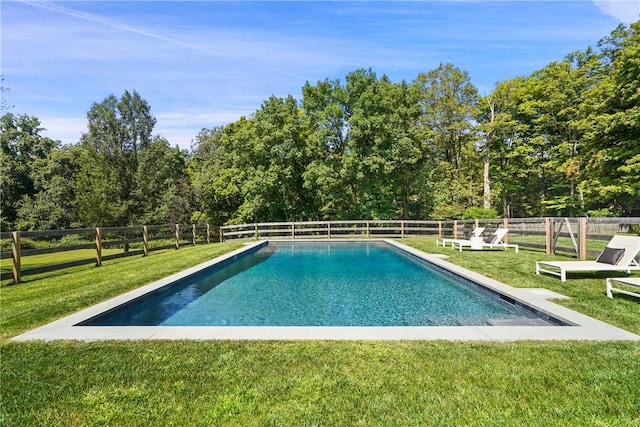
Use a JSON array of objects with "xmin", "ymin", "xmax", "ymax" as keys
[
  {"xmin": 587, "ymin": 208, "xmax": 614, "ymax": 217},
  {"xmin": 461, "ymin": 207, "xmax": 499, "ymax": 219},
  {"xmin": 430, "ymin": 205, "xmax": 465, "ymax": 220}
]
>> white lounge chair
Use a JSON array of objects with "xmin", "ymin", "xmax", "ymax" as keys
[
  {"xmin": 450, "ymin": 228, "xmax": 518, "ymax": 252},
  {"xmin": 436, "ymin": 227, "xmax": 485, "ymax": 248},
  {"xmin": 606, "ymin": 277, "xmax": 640, "ymax": 299},
  {"xmin": 536, "ymin": 235, "xmax": 640, "ymax": 282}
]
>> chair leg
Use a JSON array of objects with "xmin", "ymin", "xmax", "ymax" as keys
[{"xmin": 606, "ymin": 279, "xmax": 614, "ymax": 298}]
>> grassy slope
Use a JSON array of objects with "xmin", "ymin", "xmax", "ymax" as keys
[{"xmin": 1, "ymin": 238, "xmax": 639, "ymax": 426}]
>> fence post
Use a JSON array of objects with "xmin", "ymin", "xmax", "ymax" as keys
[
  {"xmin": 328, "ymin": 221, "xmax": 331, "ymax": 239},
  {"xmin": 503, "ymin": 217, "xmax": 509, "ymax": 244},
  {"xmin": 12, "ymin": 231, "xmax": 21, "ymax": 284},
  {"xmin": 143, "ymin": 226, "xmax": 149, "ymax": 256},
  {"xmin": 95, "ymin": 227, "xmax": 102, "ymax": 267},
  {"xmin": 206, "ymin": 223, "xmax": 211, "ymax": 244},
  {"xmin": 291, "ymin": 222, "xmax": 295, "ymax": 239},
  {"xmin": 219, "ymin": 226, "xmax": 224, "ymax": 242},
  {"xmin": 438, "ymin": 221, "xmax": 442, "ymax": 239},
  {"xmin": 192, "ymin": 224, "xmax": 197, "ymax": 246},
  {"xmin": 175, "ymin": 224, "xmax": 180, "ymax": 249},
  {"xmin": 254, "ymin": 223, "xmax": 258, "ymax": 240},
  {"xmin": 366, "ymin": 221, "xmax": 370, "ymax": 238},
  {"xmin": 453, "ymin": 220, "xmax": 458, "ymax": 239},
  {"xmin": 545, "ymin": 218, "xmax": 552, "ymax": 255},
  {"xmin": 579, "ymin": 217, "xmax": 587, "ymax": 261},
  {"xmin": 401, "ymin": 220, "xmax": 405, "ymax": 238}
]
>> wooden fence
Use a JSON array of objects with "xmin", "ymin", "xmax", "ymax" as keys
[
  {"xmin": 3, "ymin": 217, "xmax": 639, "ymax": 285},
  {"xmin": 221, "ymin": 217, "xmax": 640, "ymax": 259},
  {"xmin": 0, "ymin": 224, "xmax": 215, "ymax": 284}
]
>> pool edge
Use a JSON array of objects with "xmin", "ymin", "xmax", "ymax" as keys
[{"xmin": 12, "ymin": 239, "xmax": 640, "ymax": 342}]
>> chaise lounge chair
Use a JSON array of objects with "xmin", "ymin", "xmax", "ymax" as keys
[
  {"xmin": 450, "ymin": 228, "xmax": 518, "ymax": 252},
  {"xmin": 436, "ymin": 227, "xmax": 485, "ymax": 248},
  {"xmin": 606, "ymin": 277, "xmax": 640, "ymax": 299},
  {"xmin": 535, "ymin": 235, "xmax": 640, "ymax": 282}
]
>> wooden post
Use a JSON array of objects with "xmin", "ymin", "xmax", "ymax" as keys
[
  {"xmin": 545, "ymin": 218, "xmax": 552, "ymax": 255},
  {"xmin": 401, "ymin": 220, "xmax": 405, "ymax": 238},
  {"xmin": 175, "ymin": 224, "xmax": 180, "ymax": 249},
  {"xmin": 366, "ymin": 221, "xmax": 370, "ymax": 238},
  {"xmin": 254, "ymin": 223, "xmax": 258, "ymax": 240},
  {"xmin": 192, "ymin": 224, "xmax": 197, "ymax": 246},
  {"xmin": 503, "ymin": 217, "xmax": 509, "ymax": 244},
  {"xmin": 453, "ymin": 220, "xmax": 458, "ymax": 239},
  {"xmin": 438, "ymin": 221, "xmax": 442, "ymax": 239},
  {"xmin": 95, "ymin": 227, "xmax": 102, "ymax": 267},
  {"xmin": 206, "ymin": 223, "xmax": 211, "ymax": 244},
  {"xmin": 578, "ymin": 217, "xmax": 587, "ymax": 261},
  {"xmin": 219, "ymin": 226, "xmax": 224, "ymax": 242},
  {"xmin": 328, "ymin": 222, "xmax": 331, "ymax": 239},
  {"xmin": 291, "ymin": 222, "xmax": 295, "ymax": 239},
  {"xmin": 475, "ymin": 218, "xmax": 479, "ymax": 229},
  {"xmin": 143, "ymin": 226, "xmax": 149, "ymax": 257},
  {"xmin": 12, "ymin": 231, "xmax": 21, "ymax": 284}
]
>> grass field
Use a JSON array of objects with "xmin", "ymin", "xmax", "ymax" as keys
[{"xmin": 2, "ymin": 238, "xmax": 639, "ymax": 426}]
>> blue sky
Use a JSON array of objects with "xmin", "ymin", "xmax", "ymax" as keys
[{"xmin": 2, "ymin": 1, "xmax": 639, "ymax": 150}]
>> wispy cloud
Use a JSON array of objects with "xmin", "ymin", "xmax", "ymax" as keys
[
  {"xmin": 593, "ymin": 0, "xmax": 639, "ymax": 24},
  {"xmin": 5, "ymin": 1, "xmax": 631, "ymax": 149},
  {"xmin": 16, "ymin": 0, "xmax": 309, "ymax": 80}
]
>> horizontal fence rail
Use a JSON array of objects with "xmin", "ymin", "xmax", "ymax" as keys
[
  {"xmin": 3, "ymin": 217, "xmax": 639, "ymax": 285},
  {"xmin": 221, "ymin": 217, "xmax": 640, "ymax": 260},
  {"xmin": 0, "ymin": 223, "xmax": 215, "ymax": 284}
]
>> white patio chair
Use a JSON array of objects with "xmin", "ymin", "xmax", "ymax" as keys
[
  {"xmin": 535, "ymin": 235, "xmax": 640, "ymax": 282},
  {"xmin": 436, "ymin": 227, "xmax": 485, "ymax": 248},
  {"xmin": 450, "ymin": 228, "xmax": 518, "ymax": 252},
  {"xmin": 606, "ymin": 277, "xmax": 640, "ymax": 299}
]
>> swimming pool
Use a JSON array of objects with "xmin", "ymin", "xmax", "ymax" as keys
[
  {"xmin": 14, "ymin": 240, "xmax": 640, "ymax": 341},
  {"xmin": 79, "ymin": 240, "xmax": 557, "ymax": 327}
]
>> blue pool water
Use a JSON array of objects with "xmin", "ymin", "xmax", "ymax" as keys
[{"xmin": 82, "ymin": 241, "xmax": 549, "ymax": 327}]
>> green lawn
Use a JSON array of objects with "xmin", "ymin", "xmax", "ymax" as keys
[
  {"xmin": 2, "ymin": 238, "xmax": 639, "ymax": 426},
  {"xmin": 0, "ymin": 248, "xmax": 122, "ymax": 275}
]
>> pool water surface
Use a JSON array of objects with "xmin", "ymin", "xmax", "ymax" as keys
[{"xmin": 82, "ymin": 241, "xmax": 553, "ymax": 327}]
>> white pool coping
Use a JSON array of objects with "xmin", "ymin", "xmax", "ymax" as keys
[{"xmin": 13, "ymin": 239, "xmax": 640, "ymax": 342}]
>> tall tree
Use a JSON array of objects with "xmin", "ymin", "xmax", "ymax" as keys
[
  {"xmin": 132, "ymin": 136, "xmax": 189, "ymax": 224},
  {"xmin": 16, "ymin": 145, "xmax": 83, "ymax": 230},
  {"xmin": 579, "ymin": 23, "xmax": 640, "ymax": 215},
  {"xmin": 189, "ymin": 126, "xmax": 243, "ymax": 226},
  {"xmin": 0, "ymin": 113, "xmax": 58, "ymax": 230},
  {"xmin": 77, "ymin": 90, "xmax": 156, "ymax": 226},
  {"xmin": 414, "ymin": 63, "xmax": 480, "ymax": 217},
  {"xmin": 229, "ymin": 95, "xmax": 312, "ymax": 223}
]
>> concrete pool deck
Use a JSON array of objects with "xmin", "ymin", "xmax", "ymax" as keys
[{"xmin": 13, "ymin": 239, "xmax": 640, "ymax": 342}]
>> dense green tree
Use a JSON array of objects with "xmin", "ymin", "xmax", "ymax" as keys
[
  {"xmin": 303, "ymin": 70, "xmax": 430, "ymax": 220},
  {"xmin": 77, "ymin": 90, "xmax": 157, "ymax": 226},
  {"xmin": 229, "ymin": 95, "xmax": 312, "ymax": 223},
  {"xmin": 15, "ymin": 145, "xmax": 83, "ymax": 230},
  {"xmin": 579, "ymin": 23, "xmax": 640, "ymax": 215},
  {"xmin": 414, "ymin": 63, "xmax": 481, "ymax": 217},
  {"xmin": 301, "ymin": 77, "xmax": 351, "ymax": 219},
  {"xmin": 478, "ymin": 78, "xmax": 543, "ymax": 217},
  {"xmin": 190, "ymin": 126, "xmax": 243, "ymax": 225},
  {"xmin": 0, "ymin": 113, "xmax": 58, "ymax": 230},
  {"xmin": 132, "ymin": 136, "xmax": 189, "ymax": 224}
]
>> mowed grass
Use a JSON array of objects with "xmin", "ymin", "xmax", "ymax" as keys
[
  {"xmin": 2, "ymin": 238, "xmax": 640, "ymax": 426},
  {"xmin": 3, "ymin": 340, "xmax": 639, "ymax": 426},
  {"xmin": 0, "ymin": 248, "xmax": 122, "ymax": 275}
]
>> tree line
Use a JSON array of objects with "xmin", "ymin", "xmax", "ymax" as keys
[{"xmin": 1, "ymin": 23, "xmax": 638, "ymax": 231}]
